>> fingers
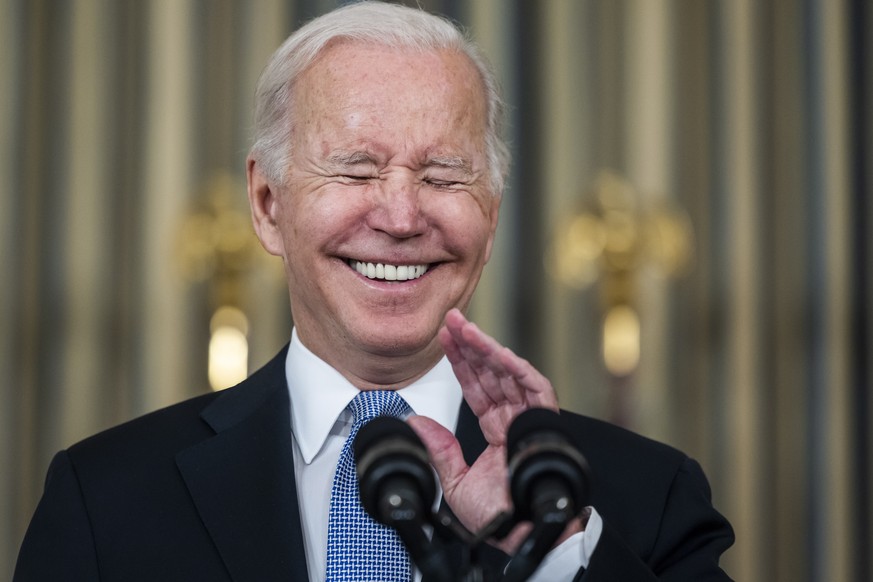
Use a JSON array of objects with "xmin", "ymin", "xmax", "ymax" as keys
[
  {"xmin": 442, "ymin": 309, "xmax": 523, "ymax": 412},
  {"xmin": 440, "ymin": 309, "xmax": 558, "ymax": 414}
]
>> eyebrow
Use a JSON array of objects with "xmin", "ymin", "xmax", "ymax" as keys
[
  {"xmin": 426, "ymin": 155, "xmax": 473, "ymax": 174},
  {"xmin": 325, "ymin": 150, "xmax": 474, "ymax": 175},
  {"xmin": 325, "ymin": 150, "xmax": 377, "ymax": 167}
]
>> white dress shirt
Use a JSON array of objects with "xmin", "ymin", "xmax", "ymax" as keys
[{"xmin": 285, "ymin": 328, "xmax": 602, "ymax": 581}]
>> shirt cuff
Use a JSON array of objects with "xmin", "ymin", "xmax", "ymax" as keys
[{"xmin": 524, "ymin": 507, "xmax": 603, "ymax": 581}]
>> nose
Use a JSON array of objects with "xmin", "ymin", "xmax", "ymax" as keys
[{"xmin": 366, "ymin": 175, "xmax": 427, "ymax": 238}]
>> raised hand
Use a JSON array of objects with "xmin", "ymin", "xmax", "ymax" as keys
[
  {"xmin": 407, "ymin": 308, "xmax": 579, "ymax": 554},
  {"xmin": 440, "ymin": 308, "xmax": 558, "ymax": 437}
]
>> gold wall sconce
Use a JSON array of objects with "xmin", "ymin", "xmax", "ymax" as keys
[
  {"xmin": 547, "ymin": 170, "xmax": 693, "ymax": 378},
  {"xmin": 177, "ymin": 172, "xmax": 261, "ymax": 391}
]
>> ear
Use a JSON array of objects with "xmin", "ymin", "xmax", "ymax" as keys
[
  {"xmin": 483, "ymin": 192, "xmax": 502, "ymax": 263},
  {"xmin": 247, "ymin": 156, "xmax": 285, "ymax": 257}
]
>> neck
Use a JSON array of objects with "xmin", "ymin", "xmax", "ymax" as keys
[{"xmin": 295, "ymin": 331, "xmax": 444, "ymax": 391}]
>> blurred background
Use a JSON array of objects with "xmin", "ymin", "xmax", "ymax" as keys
[{"xmin": 1, "ymin": 0, "xmax": 870, "ymax": 580}]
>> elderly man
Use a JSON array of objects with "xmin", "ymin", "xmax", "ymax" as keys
[{"xmin": 15, "ymin": 2, "xmax": 733, "ymax": 581}]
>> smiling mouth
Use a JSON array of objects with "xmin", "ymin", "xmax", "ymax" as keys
[{"xmin": 347, "ymin": 259, "xmax": 430, "ymax": 281}]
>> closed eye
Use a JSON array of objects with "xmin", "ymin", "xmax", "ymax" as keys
[
  {"xmin": 339, "ymin": 174, "xmax": 375, "ymax": 184},
  {"xmin": 424, "ymin": 178, "xmax": 464, "ymax": 190}
]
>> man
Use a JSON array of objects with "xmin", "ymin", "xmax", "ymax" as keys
[{"xmin": 15, "ymin": 2, "xmax": 733, "ymax": 580}]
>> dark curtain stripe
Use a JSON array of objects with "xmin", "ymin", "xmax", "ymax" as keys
[
  {"xmin": 848, "ymin": 0, "xmax": 871, "ymax": 579},
  {"xmin": 509, "ymin": 0, "xmax": 546, "ymax": 365}
]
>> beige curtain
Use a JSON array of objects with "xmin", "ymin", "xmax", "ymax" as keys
[{"xmin": 2, "ymin": 1, "xmax": 870, "ymax": 581}]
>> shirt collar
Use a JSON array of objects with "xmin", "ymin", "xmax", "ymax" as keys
[{"xmin": 286, "ymin": 328, "xmax": 463, "ymax": 464}]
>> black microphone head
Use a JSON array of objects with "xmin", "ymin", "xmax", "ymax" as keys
[
  {"xmin": 354, "ymin": 416, "xmax": 437, "ymax": 526},
  {"xmin": 506, "ymin": 408, "xmax": 592, "ymax": 522},
  {"xmin": 507, "ymin": 408, "xmax": 573, "ymax": 459}
]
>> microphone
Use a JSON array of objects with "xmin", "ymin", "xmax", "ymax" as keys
[
  {"xmin": 503, "ymin": 408, "xmax": 592, "ymax": 582},
  {"xmin": 354, "ymin": 416, "xmax": 450, "ymax": 582}
]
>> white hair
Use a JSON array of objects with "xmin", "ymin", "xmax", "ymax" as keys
[{"xmin": 249, "ymin": 0, "xmax": 510, "ymax": 195}]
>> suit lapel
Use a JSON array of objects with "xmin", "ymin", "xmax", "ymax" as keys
[
  {"xmin": 176, "ymin": 347, "xmax": 309, "ymax": 582},
  {"xmin": 454, "ymin": 401, "xmax": 489, "ymax": 465}
]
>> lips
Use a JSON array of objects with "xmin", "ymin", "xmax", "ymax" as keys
[{"xmin": 347, "ymin": 259, "xmax": 429, "ymax": 281}]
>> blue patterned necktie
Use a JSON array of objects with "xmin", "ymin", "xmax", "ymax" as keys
[{"xmin": 325, "ymin": 390, "xmax": 412, "ymax": 582}]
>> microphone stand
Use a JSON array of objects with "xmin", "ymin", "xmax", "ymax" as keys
[
  {"xmin": 428, "ymin": 507, "xmax": 512, "ymax": 582},
  {"xmin": 391, "ymin": 487, "xmax": 570, "ymax": 581}
]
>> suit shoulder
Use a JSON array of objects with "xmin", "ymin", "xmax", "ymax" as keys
[
  {"xmin": 67, "ymin": 390, "xmax": 221, "ymax": 465},
  {"xmin": 67, "ymin": 346, "xmax": 289, "ymax": 464},
  {"xmin": 562, "ymin": 410, "xmax": 688, "ymax": 466}
]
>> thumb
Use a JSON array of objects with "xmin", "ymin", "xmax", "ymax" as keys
[{"xmin": 407, "ymin": 415, "xmax": 469, "ymax": 496}]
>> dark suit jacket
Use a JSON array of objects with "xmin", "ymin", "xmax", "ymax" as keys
[{"xmin": 15, "ymin": 346, "xmax": 733, "ymax": 581}]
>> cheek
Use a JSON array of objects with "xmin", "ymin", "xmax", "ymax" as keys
[
  {"xmin": 431, "ymin": 194, "xmax": 495, "ymax": 252},
  {"xmin": 280, "ymin": 189, "xmax": 369, "ymax": 253},
  {"xmin": 275, "ymin": 189, "xmax": 327, "ymax": 239}
]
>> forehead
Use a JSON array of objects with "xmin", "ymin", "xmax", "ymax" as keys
[
  {"xmin": 301, "ymin": 39, "xmax": 484, "ymax": 91},
  {"xmin": 291, "ymin": 41, "xmax": 488, "ymax": 137}
]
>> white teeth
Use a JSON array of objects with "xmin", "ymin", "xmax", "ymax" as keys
[{"xmin": 349, "ymin": 260, "xmax": 429, "ymax": 281}]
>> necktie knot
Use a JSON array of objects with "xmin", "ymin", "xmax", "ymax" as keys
[{"xmin": 348, "ymin": 390, "xmax": 411, "ymax": 427}]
